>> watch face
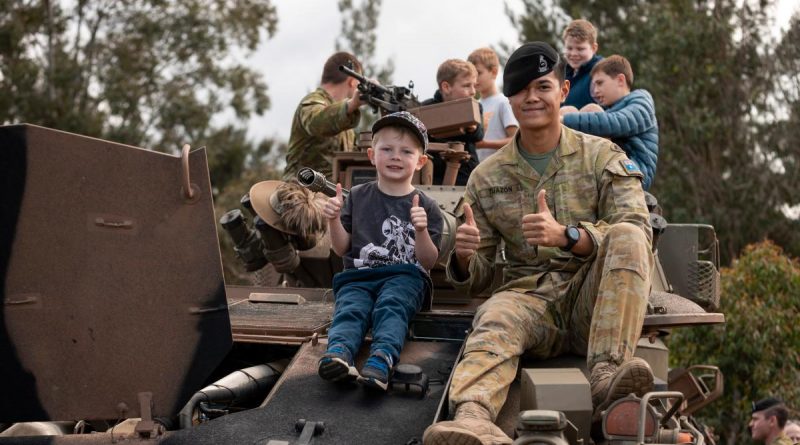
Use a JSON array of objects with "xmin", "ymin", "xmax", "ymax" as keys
[{"xmin": 567, "ymin": 225, "xmax": 580, "ymax": 241}]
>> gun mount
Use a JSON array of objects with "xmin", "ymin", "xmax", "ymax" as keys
[{"xmin": 337, "ymin": 64, "xmax": 482, "ymax": 140}]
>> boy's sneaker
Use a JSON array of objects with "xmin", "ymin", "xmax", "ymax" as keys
[
  {"xmin": 318, "ymin": 344, "xmax": 359, "ymax": 382},
  {"xmin": 357, "ymin": 350, "xmax": 393, "ymax": 391}
]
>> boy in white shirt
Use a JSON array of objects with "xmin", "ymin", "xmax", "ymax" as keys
[{"xmin": 468, "ymin": 47, "xmax": 518, "ymax": 162}]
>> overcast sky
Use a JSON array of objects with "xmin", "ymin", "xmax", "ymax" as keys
[{"xmin": 244, "ymin": 0, "xmax": 798, "ymax": 144}]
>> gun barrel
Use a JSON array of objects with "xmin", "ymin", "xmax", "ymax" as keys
[
  {"xmin": 297, "ymin": 167, "xmax": 350, "ymax": 198},
  {"xmin": 338, "ymin": 65, "xmax": 391, "ymax": 95},
  {"xmin": 338, "ymin": 64, "xmax": 367, "ymax": 82}
]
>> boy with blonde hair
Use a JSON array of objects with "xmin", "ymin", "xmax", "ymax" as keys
[
  {"xmin": 561, "ymin": 55, "xmax": 659, "ymax": 189},
  {"xmin": 422, "ymin": 59, "xmax": 484, "ymax": 185},
  {"xmin": 319, "ymin": 112, "xmax": 444, "ymax": 391},
  {"xmin": 561, "ymin": 19, "xmax": 603, "ymax": 110},
  {"xmin": 468, "ymin": 47, "xmax": 518, "ymax": 161}
]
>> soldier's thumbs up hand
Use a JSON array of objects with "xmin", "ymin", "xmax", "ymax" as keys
[
  {"xmin": 537, "ymin": 189, "xmax": 550, "ymax": 214},
  {"xmin": 522, "ymin": 189, "xmax": 562, "ymax": 247},
  {"xmin": 464, "ymin": 202, "xmax": 477, "ymax": 227},
  {"xmin": 323, "ymin": 183, "xmax": 344, "ymax": 221},
  {"xmin": 455, "ymin": 203, "xmax": 481, "ymax": 262},
  {"xmin": 410, "ymin": 193, "xmax": 428, "ymax": 232}
]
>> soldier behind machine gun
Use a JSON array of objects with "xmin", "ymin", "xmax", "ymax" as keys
[{"xmin": 283, "ymin": 52, "xmax": 369, "ymax": 180}]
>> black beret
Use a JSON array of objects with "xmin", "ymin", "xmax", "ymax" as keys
[
  {"xmin": 503, "ymin": 42, "xmax": 561, "ymax": 97},
  {"xmin": 752, "ymin": 397, "xmax": 784, "ymax": 413}
]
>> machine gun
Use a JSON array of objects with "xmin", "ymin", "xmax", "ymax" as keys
[{"xmin": 339, "ymin": 64, "xmax": 420, "ymax": 114}]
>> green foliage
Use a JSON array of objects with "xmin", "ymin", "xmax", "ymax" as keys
[
  {"xmin": 0, "ymin": 0, "xmax": 278, "ymax": 194},
  {"xmin": 670, "ymin": 241, "xmax": 800, "ymax": 445},
  {"xmin": 0, "ymin": 1, "xmax": 284, "ymax": 285},
  {"xmin": 505, "ymin": 0, "xmax": 800, "ymax": 263}
]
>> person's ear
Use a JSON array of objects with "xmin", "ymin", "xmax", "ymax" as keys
[
  {"xmin": 616, "ymin": 73, "xmax": 626, "ymax": 88},
  {"xmin": 441, "ymin": 81, "xmax": 452, "ymax": 96},
  {"xmin": 592, "ymin": 42, "xmax": 599, "ymax": 53},
  {"xmin": 491, "ymin": 66, "xmax": 499, "ymax": 77},
  {"xmin": 561, "ymin": 79, "xmax": 571, "ymax": 104},
  {"xmin": 367, "ymin": 147, "xmax": 376, "ymax": 165},
  {"xmin": 415, "ymin": 152, "xmax": 428, "ymax": 171}
]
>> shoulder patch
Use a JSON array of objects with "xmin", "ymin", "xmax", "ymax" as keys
[
  {"xmin": 621, "ymin": 159, "xmax": 641, "ymax": 175},
  {"xmin": 605, "ymin": 158, "xmax": 644, "ymax": 179}
]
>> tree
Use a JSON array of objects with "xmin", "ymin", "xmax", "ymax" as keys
[
  {"xmin": 0, "ymin": 0, "xmax": 279, "ymax": 194},
  {"xmin": 0, "ymin": 0, "xmax": 285, "ymax": 285},
  {"xmin": 505, "ymin": 0, "xmax": 800, "ymax": 263},
  {"xmin": 669, "ymin": 241, "xmax": 800, "ymax": 445}
]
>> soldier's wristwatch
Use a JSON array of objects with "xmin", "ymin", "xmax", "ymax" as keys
[{"xmin": 560, "ymin": 224, "xmax": 580, "ymax": 252}]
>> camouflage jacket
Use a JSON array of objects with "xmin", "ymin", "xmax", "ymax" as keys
[
  {"xmin": 446, "ymin": 125, "xmax": 652, "ymax": 296},
  {"xmin": 770, "ymin": 434, "xmax": 794, "ymax": 445},
  {"xmin": 283, "ymin": 88, "xmax": 361, "ymax": 180}
]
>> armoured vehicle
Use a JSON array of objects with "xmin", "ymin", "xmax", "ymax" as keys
[{"xmin": 1, "ymin": 82, "xmax": 724, "ymax": 444}]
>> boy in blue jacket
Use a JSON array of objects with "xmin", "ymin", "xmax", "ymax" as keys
[
  {"xmin": 561, "ymin": 19, "xmax": 603, "ymax": 110},
  {"xmin": 561, "ymin": 55, "xmax": 659, "ymax": 189}
]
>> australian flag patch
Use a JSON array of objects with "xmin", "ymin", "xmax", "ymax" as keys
[{"xmin": 620, "ymin": 159, "xmax": 641, "ymax": 175}]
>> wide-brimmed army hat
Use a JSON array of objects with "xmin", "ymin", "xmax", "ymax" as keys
[
  {"xmin": 249, "ymin": 180, "xmax": 296, "ymax": 235},
  {"xmin": 250, "ymin": 180, "xmax": 327, "ymax": 242}
]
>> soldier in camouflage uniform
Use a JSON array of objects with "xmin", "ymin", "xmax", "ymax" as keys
[
  {"xmin": 423, "ymin": 42, "xmax": 655, "ymax": 445},
  {"xmin": 283, "ymin": 52, "xmax": 366, "ymax": 180},
  {"xmin": 749, "ymin": 398, "xmax": 795, "ymax": 445}
]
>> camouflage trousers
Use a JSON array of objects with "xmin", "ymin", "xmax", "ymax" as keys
[{"xmin": 449, "ymin": 222, "xmax": 654, "ymax": 420}]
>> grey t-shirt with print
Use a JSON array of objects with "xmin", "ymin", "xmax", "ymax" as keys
[{"xmin": 340, "ymin": 182, "xmax": 444, "ymax": 271}]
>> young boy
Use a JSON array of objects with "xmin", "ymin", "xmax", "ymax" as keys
[
  {"xmin": 468, "ymin": 47, "xmax": 518, "ymax": 161},
  {"xmin": 561, "ymin": 19, "xmax": 603, "ymax": 111},
  {"xmin": 561, "ymin": 55, "xmax": 659, "ymax": 189},
  {"xmin": 421, "ymin": 59, "xmax": 484, "ymax": 185},
  {"xmin": 319, "ymin": 111, "xmax": 444, "ymax": 390}
]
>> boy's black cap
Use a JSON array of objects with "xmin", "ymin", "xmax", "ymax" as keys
[
  {"xmin": 503, "ymin": 42, "xmax": 561, "ymax": 97},
  {"xmin": 371, "ymin": 111, "xmax": 429, "ymax": 153},
  {"xmin": 752, "ymin": 397, "xmax": 783, "ymax": 413}
]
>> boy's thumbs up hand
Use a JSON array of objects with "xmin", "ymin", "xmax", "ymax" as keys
[
  {"xmin": 455, "ymin": 203, "xmax": 481, "ymax": 262},
  {"xmin": 522, "ymin": 189, "xmax": 563, "ymax": 247},
  {"xmin": 323, "ymin": 183, "xmax": 344, "ymax": 220},
  {"xmin": 410, "ymin": 193, "xmax": 428, "ymax": 232}
]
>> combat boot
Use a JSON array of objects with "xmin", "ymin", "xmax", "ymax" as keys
[
  {"xmin": 590, "ymin": 357, "xmax": 654, "ymax": 418},
  {"xmin": 422, "ymin": 401, "xmax": 512, "ymax": 445}
]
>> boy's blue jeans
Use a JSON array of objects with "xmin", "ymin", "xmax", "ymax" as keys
[{"xmin": 327, "ymin": 263, "xmax": 429, "ymax": 364}]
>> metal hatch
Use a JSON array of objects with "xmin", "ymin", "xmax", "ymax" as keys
[{"xmin": 0, "ymin": 124, "xmax": 232, "ymax": 422}]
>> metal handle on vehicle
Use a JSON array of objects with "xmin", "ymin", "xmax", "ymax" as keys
[
  {"xmin": 181, "ymin": 143, "xmax": 195, "ymax": 199},
  {"xmin": 638, "ymin": 391, "xmax": 685, "ymax": 444}
]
